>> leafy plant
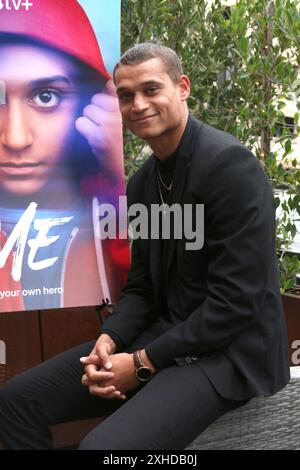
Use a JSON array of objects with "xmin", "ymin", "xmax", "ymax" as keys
[{"xmin": 121, "ymin": 0, "xmax": 300, "ymax": 292}]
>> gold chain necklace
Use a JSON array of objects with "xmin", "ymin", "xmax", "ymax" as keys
[
  {"xmin": 157, "ymin": 165, "xmax": 173, "ymax": 191},
  {"xmin": 157, "ymin": 173, "xmax": 168, "ymax": 217}
]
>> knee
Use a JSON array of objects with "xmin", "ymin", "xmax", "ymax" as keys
[
  {"xmin": 0, "ymin": 386, "xmax": 6, "ymax": 411},
  {"xmin": 78, "ymin": 433, "xmax": 100, "ymax": 451},
  {"xmin": 0, "ymin": 380, "xmax": 14, "ymax": 407},
  {"xmin": 0, "ymin": 376, "xmax": 26, "ymax": 412},
  {"xmin": 78, "ymin": 428, "xmax": 146, "ymax": 451},
  {"xmin": 78, "ymin": 429, "xmax": 120, "ymax": 451},
  {"xmin": 78, "ymin": 438, "xmax": 91, "ymax": 451},
  {"xmin": 0, "ymin": 380, "xmax": 17, "ymax": 426}
]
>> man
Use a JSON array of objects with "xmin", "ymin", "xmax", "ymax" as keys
[{"xmin": 0, "ymin": 42, "xmax": 290, "ymax": 450}]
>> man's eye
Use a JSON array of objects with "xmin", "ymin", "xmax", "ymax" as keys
[
  {"xmin": 30, "ymin": 90, "xmax": 61, "ymax": 108},
  {"xmin": 147, "ymin": 87, "xmax": 158, "ymax": 94},
  {"xmin": 119, "ymin": 93, "xmax": 132, "ymax": 102}
]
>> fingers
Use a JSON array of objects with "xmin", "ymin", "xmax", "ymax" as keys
[
  {"xmin": 83, "ymin": 102, "xmax": 122, "ymax": 126},
  {"xmin": 80, "ymin": 355, "xmax": 101, "ymax": 366},
  {"xmin": 81, "ymin": 370, "xmax": 114, "ymax": 384},
  {"xmin": 83, "ymin": 367, "xmax": 114, "ymax": 383},
  {"xmin": 80, "ymin": 345, "xmax": 113, "ymax": 374},
  {"xmin": 81, "ymin": 354, "xmax": 113, "ymax": 381},
  {"xmin": 112, "ymin": 391, "xmax": 127, "ymax": 400},
  {"xmin": 75, "ymin": 117, "xmax": 110, "ymax": 156},
  {"xmin": 89, "ymin": 383, "xmax": 127, "ymax": 400},
  {"xmin": 81, "ymin": 373, "xmax": 94, "ymax": 387},
  {"xmin": 75, "ymin": 116, "xmax": 100, "ymax": 145},
  {"xmin": 89, "ymin": 384, "xmax": 117, "ymax": 398},
  {"xmin": 102, "ymin": 79, "xmax": 117, "ymax": 97},
  {"xmin": 83, "ymin": 362, "xmax": 97, "ymax": 379},
  {"xmin": 91, "ymin": 93, "xmax": 119, "ymax": 112},
  {"xmin": 82, "ymin": 104, "xmax": 104, "ymax": 126},
  {"xmin": 81, "ymin": 357, "xmax": 102, "ymax": 381},
  {"xmin": 81, "ymin": 355, "xmax": 114, "ymax": 383},
  {"xmin": 81, "ymin": 374, "xmax": 126, "ymax": 400},
  {"xmin": 96, "ymin": 343, "xmax": 113, "ymax": 370},
  {"xmin": 81, "ymin": 372, "xmax": 113, "ymax": 386}
]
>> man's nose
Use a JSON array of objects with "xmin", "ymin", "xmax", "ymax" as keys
[
  {"xmin": 1, "ymin": 102, "xmax": 33, "ymax": 151},
  {"xmin": 132, "ymin": 94, "xmax": 149, "ymax": 113}
]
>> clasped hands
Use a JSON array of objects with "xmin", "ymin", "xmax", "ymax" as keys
[{"xmin": 80, "ymin": 334, "xmax": 140, "ymax": 401}]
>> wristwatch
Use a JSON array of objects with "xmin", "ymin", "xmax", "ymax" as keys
[{"xmin": 133, "ymin": 350, "xmax": 154, "ymax": 382}]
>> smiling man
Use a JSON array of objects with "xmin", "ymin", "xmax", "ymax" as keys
[
  {"xmin": 115, "ymin": 59, "xmax": 189, "ymax": 148},
  {"xmin": 0, "ymin": 42, "xmax": 290, "ymax": 450}
]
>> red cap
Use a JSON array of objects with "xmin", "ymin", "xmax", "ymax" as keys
[{"xmin": 0, "ymin": 0, "xmax": 110, "ymax": 79}]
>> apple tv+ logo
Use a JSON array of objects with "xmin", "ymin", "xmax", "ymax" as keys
[{"xmin": 0, "ymin": 0, "xmax": 33, "ymax": 12}]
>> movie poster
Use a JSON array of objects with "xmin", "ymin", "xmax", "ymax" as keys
[{"xmin": 0, "ymin": 0, "xmax": 129, "ymax": 312}]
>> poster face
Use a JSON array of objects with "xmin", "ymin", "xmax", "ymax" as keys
[{"xmin": 0, "ymin": 0, "xmax": 129, "ymax": 312}]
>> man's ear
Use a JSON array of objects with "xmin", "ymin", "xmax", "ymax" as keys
[{"xmin": 178, "ymin": 75, "xmax": 190, "ymax": 101}]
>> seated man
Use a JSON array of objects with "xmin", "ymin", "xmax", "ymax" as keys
[{"xmin": 0, "ymin": 42, "xmax": 290, "ymax": 450}]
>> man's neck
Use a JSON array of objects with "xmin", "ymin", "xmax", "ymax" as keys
[{"xmin": 148, "ymin": 111, "xmax": 189, "ymax": 161}]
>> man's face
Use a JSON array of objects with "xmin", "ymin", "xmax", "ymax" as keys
[
  {"xmin": 0, "ymin": 44, "xmax": 80, "ymax": 196},
  {"xmin": 115, "ymin": 58, "xmax": 190, "ymax": 143}
]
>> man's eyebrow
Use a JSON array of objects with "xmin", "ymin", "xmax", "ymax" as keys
[
  {"xmin": 29, "ymin": 76, "xmax": 71, "ymax": 87},
  {"xmin": 141, "ymin": 80, "xmax": 163, "ymax": 86},
  {"xmin": 117, "ymin": 80, "xmax": 163, "ymax": 93}
]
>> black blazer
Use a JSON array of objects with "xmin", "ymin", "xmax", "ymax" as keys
[{"xmin": 102, "ymin": 115, "xmax": 290, "ymax": 401}]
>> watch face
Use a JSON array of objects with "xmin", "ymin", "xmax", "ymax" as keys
[{"xmin": 137, "ymin": 366, "xmax": 153, "ymax": 382}]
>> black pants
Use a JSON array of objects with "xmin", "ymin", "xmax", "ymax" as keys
[{"xmin": 0, "ymin": 341, "xmax": 245, "ymax": 450}]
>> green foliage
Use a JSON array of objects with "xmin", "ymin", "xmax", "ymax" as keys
[{"xmin": 121, "ymin": 0, "xmax": 300, "ymax": 291}]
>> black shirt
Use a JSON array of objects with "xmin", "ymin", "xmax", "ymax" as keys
[
  {"xmin": 156, "ymin": 151, "xmax": 177, "ymax": 204},
  {"xmin": 155, "ymin": 151, "xmax": 178, "ymax": 319}
]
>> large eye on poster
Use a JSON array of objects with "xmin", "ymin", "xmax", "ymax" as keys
[{"xmin": 0, "ymin": 0, "xmax": 129, "ymax": 312}]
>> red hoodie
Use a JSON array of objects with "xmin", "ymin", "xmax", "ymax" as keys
[{"xmin": 0, "ymin": 0, "xmax": 110, "ymax": 79}]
